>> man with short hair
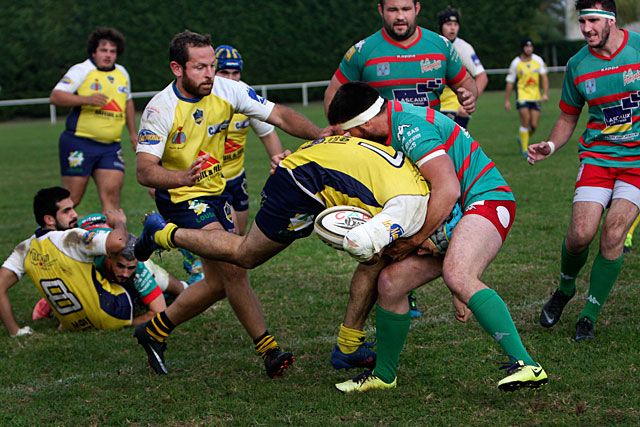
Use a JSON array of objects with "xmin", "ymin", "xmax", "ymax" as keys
[
  {"xmin": 505, "ymin": 37, "xmax": 549, "ymax": 157},
  {"xmin": 327, "ymin": 82, "xmax": 547, "ymax": 393},
  {"xmin": 529, "ymin": 0, "xmax": 640, "ymax": 341},
  {"xmin": 437, "ymin": 7, "xmax": 488, "ymax": 128},
  {"xmin": 50, "ymin": 27, "xmax": 137, "ymax": 211},
  {"xmin": 134, "ymin": 30, "xmax": 323, "ymax": 377},
  {"xmin": 323, "ymin": 0, "xmax": 477, "ymax": 115},
  {"xmin": 0, "ymin": 187, "xmax": 136, "ymax": 336}
]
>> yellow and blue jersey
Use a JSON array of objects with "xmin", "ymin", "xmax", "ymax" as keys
[
  {"xmin": 53, "ymin": 58, "xmax": 132, "ymax": 143},
  {"xmin": 223, "ymin": 110, "xmax": 274, "ymax": 180},
  {"xmin": 137, "ymin": 77, "xmax": 275, "ymax": 203},
  {"xmin": 506, "ymin": 53, "xmax": 547, "ymax": 102},
  {"xmin": 2, "ymin": 228, "xmax": 133, "ymax": 331}
]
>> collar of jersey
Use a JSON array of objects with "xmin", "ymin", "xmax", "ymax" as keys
[
  {"xmin": 35, "ymin": 227, "xmax": 53, "ymax": 238},
  {"xmin": 172, "ymin": 81, "xmax": 204, "ymax": 103},
  {"xmin": 89, "ymin": 57, "xmax": 116, "ymax": 72}
]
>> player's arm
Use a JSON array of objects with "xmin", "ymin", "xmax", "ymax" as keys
[
  {"xmin": 259, "ymin": 130, "xmax": 291, "ymax": 171},
  {"xmin": 449, "ymin": 74, "xmax": 477, "ymax": 114},
  {"xmin": 527, "ymin": 111, "xmax": 580, "ymax": 165},
  {"xmin": 323, "ymin": 75, "xmax": 343, "ymax": 116},
  {"xmin": 132, "ymin": 293, "xmax": 166, "ymax": 326},
  {"xmin": 0, "ymin": 267, "xmax": 24, "ymax": 337},
  {"xmin": 136, "ymin": 152, "xmax": 209, "ymax": 189},
  {"xmin": 125, "ymin": 99, "xmax": 138, "ymax": 150},
  {"xmin": 474, "ymin": 72, "xmax": 488, "ymax": 97},
  {"xmin": 504, "ymin": 82, "xmax": 514, "ymax": 112},
  {"xmin": 104, "ymin": 209, "xmax": 128, "ymax": 254},
  {"xmin": 49, "ymin": 89, "xmax": 108, "ymax": 108},
  {"xmin": 384, "ymin": 155, "xmax": 460, "ymax": 260},
  {"xmin": 541, "ymin": 73, "xmax": 550, "ymax": 102},
  {"xmin": 266, "ymin": 104, "xmax": 321, "ymax": 140}
]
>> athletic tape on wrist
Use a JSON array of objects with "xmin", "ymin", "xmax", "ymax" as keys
[
  {"xmin": 339, "ymin": 97, "xmax": 384, "ymax": 130},
  {"xmin": 547, "ymin": 141, "xmax": 556, "ymax": 155}
]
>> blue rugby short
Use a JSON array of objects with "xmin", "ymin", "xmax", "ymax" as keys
[
  {"xmin": 224, "ymin": 171, "xmax": 249, "ymax": 212},
  {"xmin": 154, "ymin": 189, "xmax": 235, "ymax": 232},
  {"xmin": 254, "ymin": 167, "xmax": 324, "ymax": 244},
  {"xmin": 516, "ymin": 100, "xmax": 541, "ymax": 111},
  {"xmin": 59, "ymin": 131, "xmax": 124, "ymax": 176}
]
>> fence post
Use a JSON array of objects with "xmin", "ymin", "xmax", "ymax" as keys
[
  {"xmin": 50, "ymin": 104, "xmax": 56, "ymax": 124},
  {"xmin": 302, "ymin": 83, "xmax": 308, "ymax": 107}
]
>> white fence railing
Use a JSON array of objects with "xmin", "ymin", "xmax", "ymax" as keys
[{"xmin": 0, "ymin": 66, "xmax": 566, "ymax": 125}]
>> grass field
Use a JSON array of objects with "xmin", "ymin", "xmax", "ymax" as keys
[{"xmin": 1, "ymin": 90, "xmax": 639, "ymax": 426}]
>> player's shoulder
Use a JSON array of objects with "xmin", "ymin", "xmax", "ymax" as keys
[
  {"xmin": 418, "ymin": 27, "xmax": 451, "ymax": 48},
  {"xmin": 114, "ymin": 63, "xmax": 131, "ymax": 79},
  {"xmin": 531, "ymin": 53, "xmax": 546, "ymax": 65},
  {"xmin": 626, "ymin": 29, "xmax": 640, "ymax": 49}
]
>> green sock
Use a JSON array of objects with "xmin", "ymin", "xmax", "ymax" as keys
[
  {"xmin": 468, "ymin": 289, "xmax": 535, "ymax": 366},
  {"xmin": 559, "ymin": 237, "xmax": 589, "ymax": 297},
  {"xmin": 373, "ymin": 305, "xmax": 411, "ymax": 384},
  {"xmin": 580, "ymin": 253, "xmax": 623, "ymax": 323}
]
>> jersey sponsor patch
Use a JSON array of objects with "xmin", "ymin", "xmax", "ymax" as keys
[
  {"xmin": 601, "ymin": 91, "xmax": 639, "ymax": 134},
  {"xmin": 585, "ymin": 79, "xmax": 597, "ymax": 95},
  {"xmin": 377, "ymin": 63, "xmax": 390, "ymax": 76},
  {"xmin": 345, "ymin": 46, "xmax": 356, "ymax": 61},
  {"xmin": 246, "ymin": 87, "xmax": 267, "ymax": 104},
  {"xmin": 392, "ymin": 81, "xmax": 443, "ymax": 106},
  {"xmin": 138, "ymin": 129, "xmax": 163, "ymax": 145},
  {"xmin": 624, "ymin": 69, "xmax": 640, "ymax": 86},
  {"xmin": 471, "ymin": 53, "xmax": 482, "ymax": 67},
  {"xmin": 60, "ymin": 76, "xmax": 72, "ymax": 85},
  {"xmin": 207, "ymin": 120, "xmax": 230, "ymax": 136},
  {"xmin": 420, "ymin": 59, "xmax": 442, "ymax": 73},
  {"xmin": 192, "ymin": 108, "xmax": 204, "ymax": 126},
  {"xmin": 68, "ymin": 150, "xmax": 84, "ymax": 167}
]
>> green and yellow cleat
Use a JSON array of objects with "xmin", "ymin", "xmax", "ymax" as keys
[
  {"xmin": 335, "ymin": 370, "xmax": 396, "ymax": 393},
  {"xmin": 498, "ymin": 359, "xmax": 548, "ymax": 392}
]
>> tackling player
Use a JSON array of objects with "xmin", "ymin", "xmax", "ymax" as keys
[
  {"xmin": 529, "ymin": 0, "xmax": 640, "ymax": 342},
  {"xmin": 327, "ymin": 82, "xmax": 547, "ymax": 393},
  {"xmin": 505, "ymin": 37, "xmax": 549, "ymax": 157}
]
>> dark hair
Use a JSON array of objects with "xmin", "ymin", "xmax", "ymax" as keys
[
  {"xmin": 170, "ymin": 30, "xmax": 213, "ymax": 67},
  {"xmin": 378, "ymin": 0, "xmax": 418, "ymax": 7},
  {"xmin": 575, "ymin": 0, "xmax": 616, "ymax": 14},
  {"xmin": 327, "ymin": 82, "xmax": 382, "ymax": 125},
  {"xmin": 116, "ymin": 233, "xmax": 138, "ymax": 261},
  {"xmin": 437, "ymin": 8, "xmax": 460, "ymax": 33},
  {"xmin": 87, "ymin": 27, "xmax": 125, "ymax": 56},
  {"xmin": 33, "ymin": 187, "xmax": 70, "ymax": 227}
]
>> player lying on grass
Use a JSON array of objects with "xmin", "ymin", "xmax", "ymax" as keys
[
  {"xmin": 31, "ymin": 213, "xmax": 191, "ymax": 325},
  {"xmin": 0, "ymin": 187, "xmax": 146, "ymax": 335},
  {"xmin": 327, "ymin": 82, "xmax": 547, "ymax": 393},
  {"xmin": 132, "ymin": 135, "xmax": 460, "ymax": 376}
]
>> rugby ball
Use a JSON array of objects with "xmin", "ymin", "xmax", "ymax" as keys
[{"xmin": 314, "ymin": 206, "xmax": 372, "ymax": 250}]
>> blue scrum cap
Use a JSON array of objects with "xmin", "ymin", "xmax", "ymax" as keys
[{"xmin": 215, "ymin": 45, "xmax": 243, "ymax": 72}]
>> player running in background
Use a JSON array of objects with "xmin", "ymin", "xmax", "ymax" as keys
[
  {"xmin": 529, "ymin": 0, "xmax": 640, "ymax": 342},
  {"xmin": 0, "ymin": 187, "xmax": 138, "ymax": 335},
  {"xmin": 133, "ymin": 30, "xmax": 323, "ymax": 377},
  {"xmin": 50, "ymin": 27, "xmax": 137, "ymax": 211},
  {"xmin": 505, "ymin": 37, "xmax": 549, "ymax": 158},
  {"xmin": 327, "ymin": 82, "xmax": 547, "ymax": 393},
  {"xmin": 437, "ymin": 7, "xmax": 488, "ymax": 129}
]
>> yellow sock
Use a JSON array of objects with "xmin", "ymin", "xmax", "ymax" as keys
[
  {"xmin": 155, "ymin": 222, "xmax": 178, "ymax": 249},
  {"xmin": 629, "ymin": 214, "xmax": 640, "ymax": 237},
  {"xmin": 337, "ymin": 323, "xmax": 366, "ymax": 354},
  {"xmin": 519, "ymin": 127, "xmax": 530, "ymax": 152},
  {"xmin": 254, "ymin": 332, "xmax": 279, "ymax": 360}
]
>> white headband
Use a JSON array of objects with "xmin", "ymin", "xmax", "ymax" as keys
[
  {"xmin": 579, "ymin": 9, "xmax": 616, "ymax": 21},
  {"xmin": 339, "ymin": 97, "xmax": 385, "ymax": 130}
]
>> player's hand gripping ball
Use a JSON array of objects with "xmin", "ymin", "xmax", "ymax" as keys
[{"xmin": 314, "ymin": 206, "xmax": 372, "ymax": 250}]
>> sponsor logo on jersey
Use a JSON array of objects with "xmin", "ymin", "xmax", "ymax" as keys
[
  {"xmin": 107, "ymin": 75, "xmax": 115, "ymax": 84},
  {"xmin": 345, "ymin": 46, "xmax": 356, "ymax": 61},
  {"xmin": 188, "ymin": 200, "xmax": 209, "ymax": 216},
  {"xmin": 207, "ymin": 120, "xmax": 230, "ymax": 136},
  {"xmin": 420, "ymin": 59, "xmax": 442, "ymax": 73},
  {"xmin": 138, "ymin": 129, "xmax": 162, "ymax": 145},
  {"xmin": 392, "ymin": 81, "xmax": 442, "ymax": 106},
  {"xmin": 384, "ymin": 221, "xmax": 404, "ymax": 243},
  {"xmin": 234, "ymin": 118, "xmax": 250, "ymax": 130},
  {"xmin": 68, "ymin": 150, "xmax": 84, "ymax": 167},
  {"xmin": 224, "ymin": 139, "xmax": 243, "ymax": 154},
  {"xmin": 101, "ymin": 100, "xmax": 122, "ymax": 112},
  {"xmin": 246, "ymin": 87, "xmax": 267, "ymax": 104},
  {"xmin": 197, "ymin": 150, "xmax": 222, "ymax": 181},
  {"xmin": 192, "ymin": 108, "xmax": 204, "ymax": 126},
  {"xmin": 60, "ymin": 76, "xmax": 72, "ymax": 85},
  {"xmin": 471, "ymin": 54, "xmax": 482, "ymax": 67},
  {"xmin": 585, "ymin": 79, "xmax": 596, "ymax": 95},
  {"xmin": 172, "ymin": 126, "xmax": 187, "ymax": 144},
  {"xmin": 623, "ymin": 69, "xmax": 640, "ymax": 86},
  {"xmin": 355, "ymin": 39, "xmax": 365, "ymax": 53},
  {"xmin": 377, "ymin": 63, "xmax": 390, "ymax": 77},
  {"xmin": 117, "ymin": 85, "xmax": 128, "ymax": 94},
  {"xmin": 83, "ymin": 231, "xmax": 97, "ymax": 245},
  {"xmin": 396, "ymin": 124, "xmax": 411, "ymax": 140},
  {"xmin": 144, "ymin": 107, "xmax": 160, "ymax": 120},
  {"xmin": 601, "ymin": 91, "xmax": 639, "ymax": 134},
  {"xmin": 287, "ymin": 213, "xmax": 314, "ymax": 231},
  {"xmin": 29, "ymin": 248, "xmax": 53, "ymax": 268},
  {"xmin": 90, "ymin": 79, "xmax": 102, "ymax": 91}
]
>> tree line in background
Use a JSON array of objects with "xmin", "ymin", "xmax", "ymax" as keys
[{"xmin": 2, "ymin": 0, "xmax": 635, "ymax": 119}]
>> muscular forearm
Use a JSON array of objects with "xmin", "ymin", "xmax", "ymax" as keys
[
  {"xmin": 475, "ymin": 73, "xmax": 488, "ymax": 97},
  {"xmin": 136, "ymin": 158, "xmax": 188, "ymax": 189},
  {"xmin": 267, "ymin": 105, "xmax": 321, "ymax": 140},
  {"xmin": 547, "ymin": 111, "xmax": 580, "ymax": 148},
  {"xmin": 50, "ymin": 90, "xmax": 89, "ymax": 107},
  {"xmin": 0, "ymin": 290, "xmax": 19, "ymax": 336}
]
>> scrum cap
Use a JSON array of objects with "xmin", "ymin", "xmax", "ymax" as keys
[{"xmin": 215, "ymin": 45, "xmax": 243, "ymax": 71}]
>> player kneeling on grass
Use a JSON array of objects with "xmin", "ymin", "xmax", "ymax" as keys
[
  {"xmin": 31, "ymin": 213, "xmax": 191, "ymax": 324},
  {"xmin": 327, "ymin": 81, "xmax": 547, "ymax": 393},
  {"xmin": 133, "ymin": 135, "xmax": 458, "ymax": 377},
  {"xmin": 0, "ymin": 187, "xmax": 144, "ymax": 335}
]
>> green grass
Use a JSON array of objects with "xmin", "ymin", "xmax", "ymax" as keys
[{"xmin": 1, "ymin": 90, "xmax": 640, "ymax": 426}]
